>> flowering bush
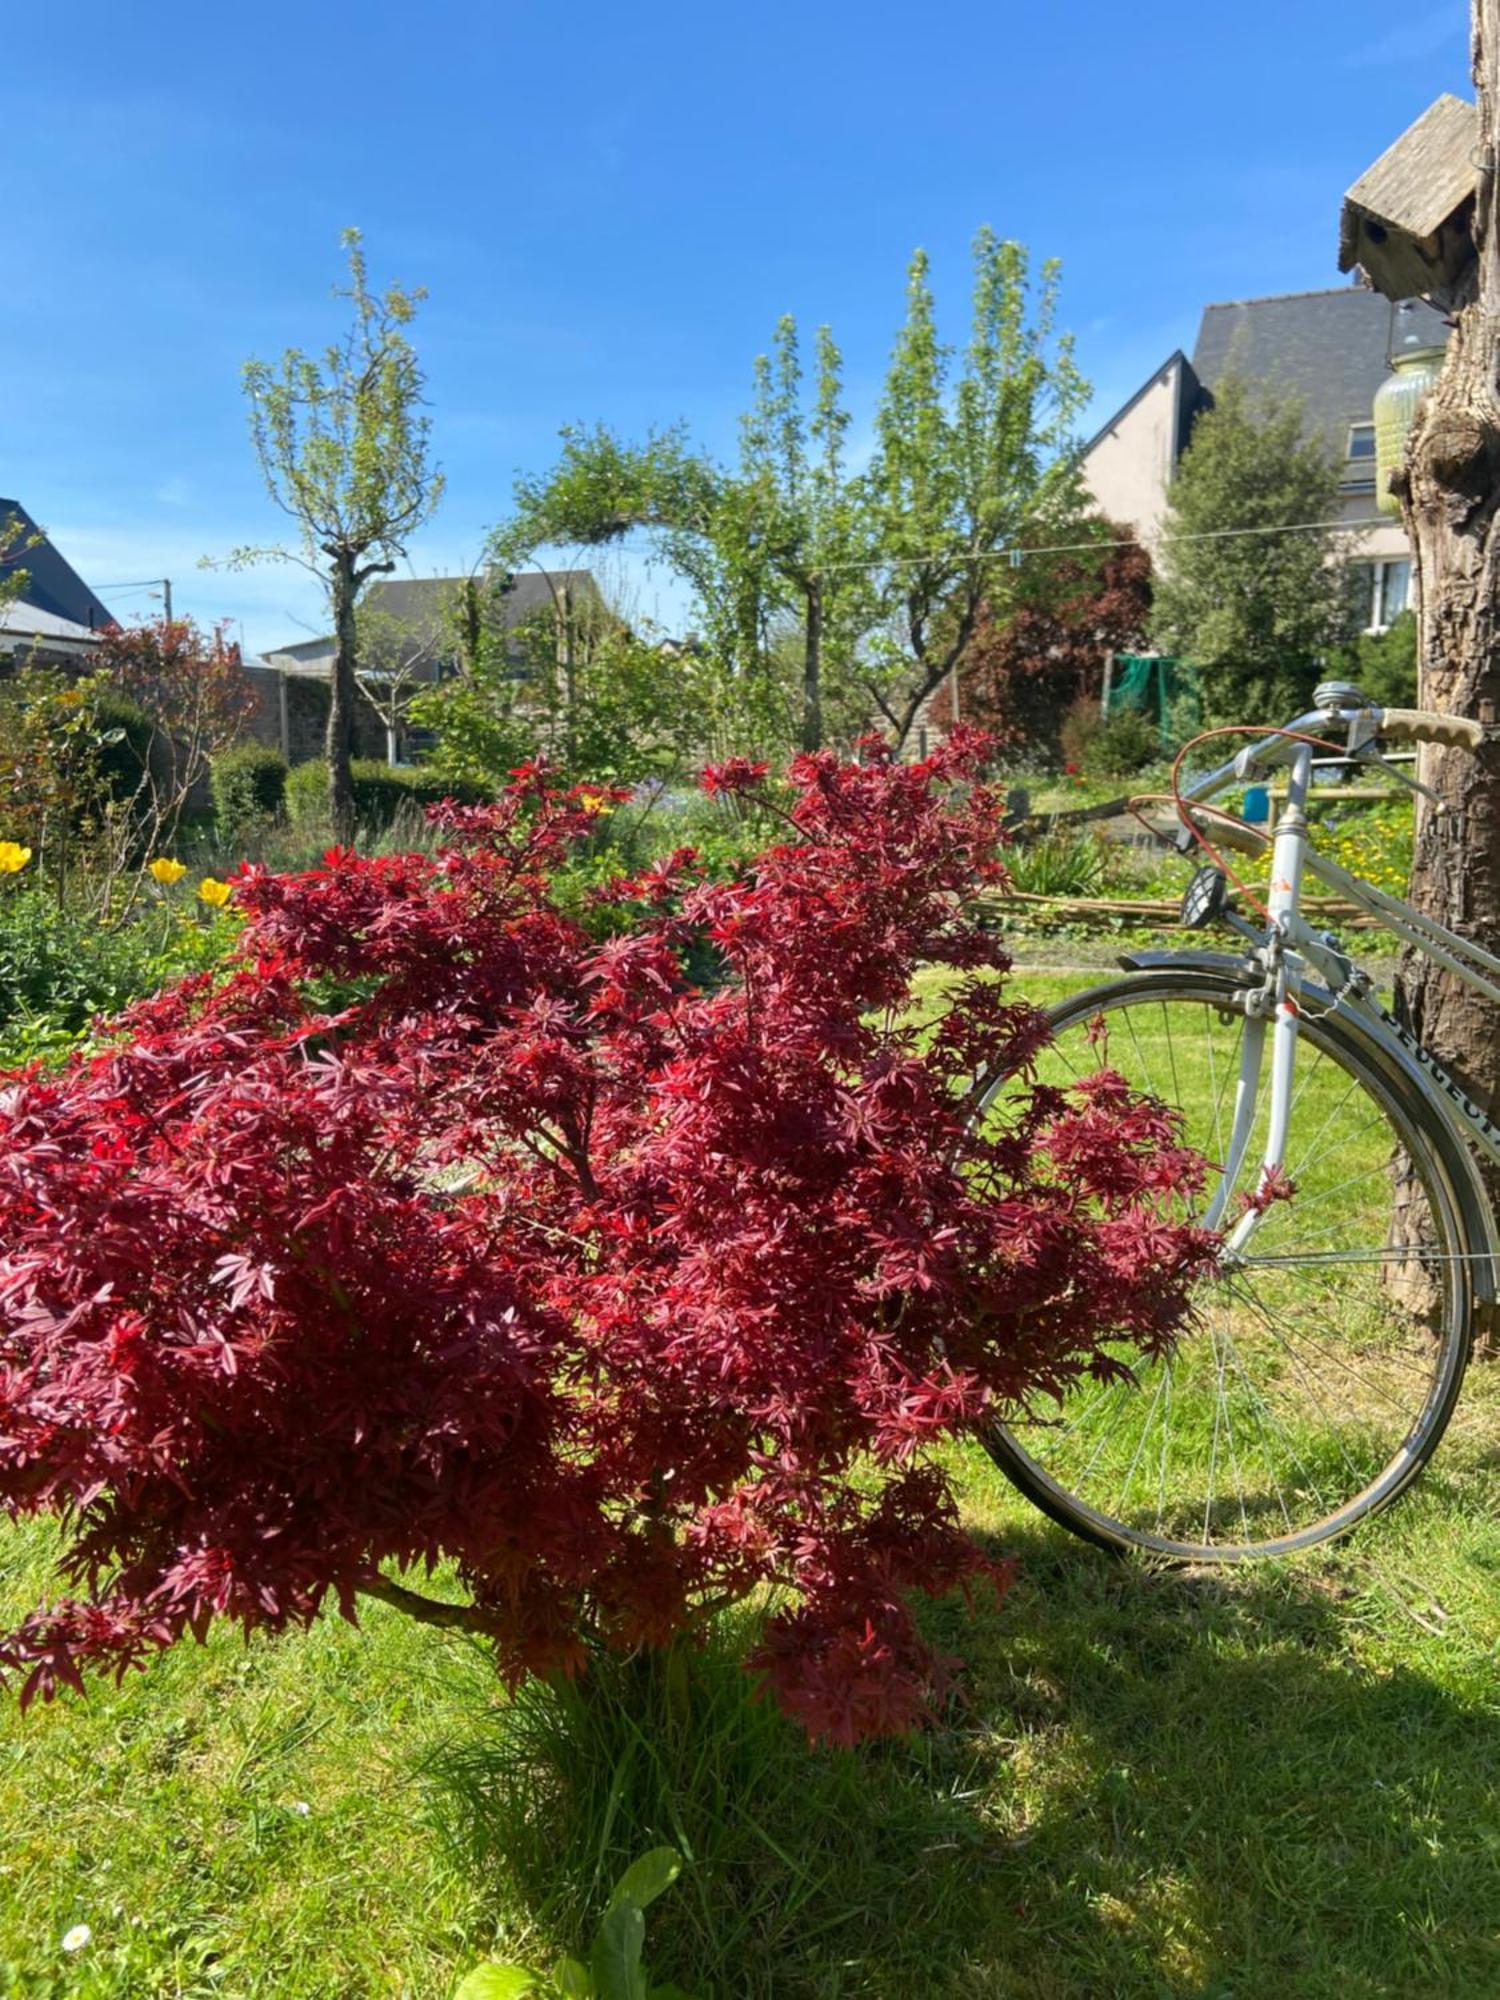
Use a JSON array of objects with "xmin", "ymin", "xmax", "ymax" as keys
[{"xmin": 0, "ymin": 736, "xmax": 1211, "ymax": 1740}]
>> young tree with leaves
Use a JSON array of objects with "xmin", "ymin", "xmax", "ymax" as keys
[
  {"xmin": 734, "ymin": 318, "xmax": 876, "ymax": 750},
  {"xmin": 1150, "ymin": 372, "xmax": 1354, "ymax": 723},
  {"xmin": 235, "ymin": 231, "xmax": 444, "ymax": 840},
  {"xmin": 864, "ymin": 231, "xmax": 1091, "ymax": 752},
  {"xmin": 504, "ymin": 330, "xmax": 875, "ymax": 757}
]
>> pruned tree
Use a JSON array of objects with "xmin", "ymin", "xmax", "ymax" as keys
[
  {"xmin": 504, "ymin": 331, "xmax": 877, "ymax": 758},
  {"xmin": 234, "ymin": 230, "xmax": 444, "ymax": 839}
]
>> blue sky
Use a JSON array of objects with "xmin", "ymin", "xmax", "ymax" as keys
[{"xmin": 4, "ymin": 0, "xmax": 1472, "ymax": 653}]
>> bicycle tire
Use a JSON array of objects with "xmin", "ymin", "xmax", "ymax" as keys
[{"xmin": 979, "ymin": 970, "xmax": 1475, "ymax": 1561}]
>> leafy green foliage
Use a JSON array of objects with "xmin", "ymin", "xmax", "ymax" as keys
[
  {"xmin": 1058, "ymin": 693, "xmax": 1161, "ymax": 776},
  {"xmin": 1151, "ymin": 373, "xmax": 1357, "ymax": 722},
  {"xmin": 89, "ymin": 687, "xmax": 156, "ymax": 811},
  {"xmin": 1003, "ymin": 831, "xmax": 1109, "ymax": 898},
  {"xmin": 1339, "ymin": 607, "xmax": 1418, "ymax": 709},
  {"xmin": 284, "ymin": 757, "xmax": 489, "ymax": 833},
  {"xmin": 503, "ymin": 230, "xmax": 1090, "ymax": 759},
  {"xmin": 863, "ymin": 231, "xmax": 1091, "ymax": 748},
  {"xmin": 0, "ymin": 885, "xmax": 235, "ymax": 1066},
  {"xmin": 0, "ymin": 669, "xmax": 154, "ymax": 905},
  {"xmin": 453, "ymin": 1849, "xmax": 689, "ymax": 2000},
  {"xmin": 212, "ymin": 745, "xmax": 289, "ymax": 838},
  {"xmin": 410, "ymin": 601, "xmax": 703, "ymax": 792}
]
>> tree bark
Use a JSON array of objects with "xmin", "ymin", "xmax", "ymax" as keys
[
  {"xmin": 327, "ymin": 549, "xmax": 359, "ymax": 845},
  {"xmin": 1393, "ymin": 0, "xmax": 1500, "ymax": 1315},
  {"xmin": 802, "ymin": 578, "xmax": 824, "ymax": 753}
]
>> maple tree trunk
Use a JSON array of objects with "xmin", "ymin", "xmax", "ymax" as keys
[
  {"xmin": 326, "ymin": 550, "xmax": 359, "ymax": 846},
  {"xmin": 1390, "ymin": 1, "xmax": 1500, "ymax": 1322}
]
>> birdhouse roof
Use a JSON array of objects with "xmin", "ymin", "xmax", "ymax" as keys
[{"xmin": 1340, "ymin": 94, "xmax": 1478, "ymax": 266}]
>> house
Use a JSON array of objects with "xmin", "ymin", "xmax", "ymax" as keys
[
  {"xmin": 260, "ymin": 569, "xmax": 600, "ymax": 764},
  {"xmin": 1080, "ymin": 286, "xmax": 1449, "ymax": 635},
  {"xmin": 0, "ymin": 500, "xmax": 115, "ymax": 667}
]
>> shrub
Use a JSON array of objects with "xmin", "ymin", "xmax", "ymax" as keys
[
  {"xmin": 1062, "ymin": 697, "xmax": 1160, "ymax": 778},
  {"xmin": 0, "ymin": 738, "xmax": 1211, "ymax": 1734},
  {"xmin": 212, "ymin": 744, "xmax": 288, "ymax": 837},
  {"xmin": 90, "ymin": 687, "xmax": 156, "ymax": 809},
  {"xmin": 286, "ymin": 756, "xmax": 490, "ymax": 832},
  {"xmin": 1058, "ymin": 694, "xmax": 1104, "ymax": 771}
]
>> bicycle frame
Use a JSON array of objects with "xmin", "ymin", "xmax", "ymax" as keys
[{"xmin": 1175, "ymin": 726, "xmax": 1500, "ymax": 1277}]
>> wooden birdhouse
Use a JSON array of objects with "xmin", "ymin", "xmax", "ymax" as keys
[{"xmin": 1338, "ymin": 93, "xmax": 1479, "ymax": 307}]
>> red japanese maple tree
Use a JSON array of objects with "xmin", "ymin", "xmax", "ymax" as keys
[{"xmin": 0, "ymin": 736, "xmax": 1210, "ymax": 1741}]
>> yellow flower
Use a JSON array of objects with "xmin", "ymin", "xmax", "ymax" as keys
[
  {"xmin": 577, "ymin": 789, "xmax": 611, "ymax": 817},
  {"xmin": 0, "ymin": 841, "xmax": 32, "ymax": 874},
  {"xmin": 148, "ymin": 857, "xmax": 188, "ymax": 885},
  {"xmin": 198, "ymin": 877, "xmax": 233, "ymax": 909}
]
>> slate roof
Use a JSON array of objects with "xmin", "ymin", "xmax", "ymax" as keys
[
  {"xmin": 0, "ymin": 500, "xmax": 114, "ymax": 631},
  {"xmin": 1190, "ymin": 287, "xmax": 1449, "ymax": 464}
]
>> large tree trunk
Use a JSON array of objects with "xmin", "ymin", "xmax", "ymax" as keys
[
  {"xmin": 1392, "ymin": 1, "xmax": 1500, "ymax": 1316},
  {"xmin": 327, "ymin": 550, "xmax": 359, "ymax": 846}
]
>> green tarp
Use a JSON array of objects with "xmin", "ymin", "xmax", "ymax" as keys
[{"xmin": 1104, "ymin": 653, "xmax": 1201, "ymax": 744}]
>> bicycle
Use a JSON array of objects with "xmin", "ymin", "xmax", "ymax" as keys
[{"xmin": 979, "ymin": 680, "xmax": 1496, "ymax": 1563}]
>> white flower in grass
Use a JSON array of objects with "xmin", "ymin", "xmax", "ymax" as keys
[
  {"xmin": 61, "ymin": 1924, "xmax": 92, "ymax": 1953},
  {"xmin": 290, "ymin": 1800, "xmax": 311, "ymax": 1816}
]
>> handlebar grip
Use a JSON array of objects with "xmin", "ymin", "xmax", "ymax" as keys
[{"xmin": 1381, "ymin": 707, "xmax": 1486, "ymax": 751}]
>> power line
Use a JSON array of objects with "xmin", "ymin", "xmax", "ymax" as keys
[{"xmin": 810, "ymin": 516, "xmax": 1398, "ymax": 576}]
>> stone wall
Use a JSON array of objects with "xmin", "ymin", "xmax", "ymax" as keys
[{"xmin": 240, "ymin": 664, "xmax": 390, "ymax": 764}]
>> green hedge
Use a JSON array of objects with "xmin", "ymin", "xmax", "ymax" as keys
[
  {"xmin": 285, "ymin": 758, "xmax": 491, "ymax": 832},
  {"xmin": 92, "ymin": 688, "xmax": 157, "ymax": 805},
  {"xmin": 212, "ymin": 744, "xmax": 288, "ymax": 833}
]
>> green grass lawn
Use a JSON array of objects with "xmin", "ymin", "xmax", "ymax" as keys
[{"xmin": 4, "ymin": 972, "xmax": 1500, "ymax": 1998}]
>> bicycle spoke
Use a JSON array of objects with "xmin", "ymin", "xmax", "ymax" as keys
[{"xmin": 987, "ymin": 975, "xmax": 1471, "ymax": 1560}]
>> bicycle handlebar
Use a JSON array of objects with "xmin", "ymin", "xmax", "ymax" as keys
[{"xmin": 1181, "ymin": 702, "xmax": 1485, "ymax": 806}]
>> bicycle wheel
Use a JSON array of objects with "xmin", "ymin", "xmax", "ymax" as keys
[{"xmin": 979, "ymin": 970, "xmax": 1474, "ymax": 1560}]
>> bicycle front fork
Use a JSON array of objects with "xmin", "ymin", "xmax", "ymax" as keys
[{"xmin": 1204, "ymin": 743, "xmax": 1316, "ymax": 1252}]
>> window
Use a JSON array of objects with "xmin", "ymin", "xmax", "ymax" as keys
[
  {"xmin": 1361, "ymin": 557, "xmax": 1412, "ymax": 633},
  {"xmin": 1347, "ymin": 422, "xmax": 1376, "ymax": 461},
  {"xmin": 1377, "ymin": 558, "xmax": 1411, "ymax": 628}
]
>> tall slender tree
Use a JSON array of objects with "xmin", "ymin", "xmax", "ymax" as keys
[
  {"xmin": 737, "ymin": 318, "xmax": 875, "ymax": 750},
  {"xmin": 235, "ymin": 231, "xmax": 444, "ymax": 840}
]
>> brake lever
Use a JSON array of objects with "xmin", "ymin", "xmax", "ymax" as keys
[{"xmin": 1352, "ymin": 741, "xmax": 1447, "ymax": 813}]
